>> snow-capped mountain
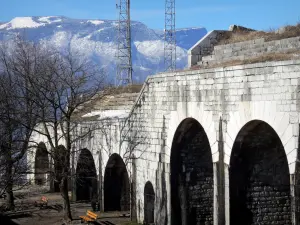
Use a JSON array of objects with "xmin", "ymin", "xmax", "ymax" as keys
[{"xmin": 0, "ymin": 16, "xmax": 207, "ymax": 82}]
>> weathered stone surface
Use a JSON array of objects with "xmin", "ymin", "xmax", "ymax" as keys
[
  {"xmin": 127, "ymin": 60, "xmax": 300, "ymax": 224},
  {"xmin": 191, "ymin": 35, "xmax": 300, "ymax": 69},
  {"xmin": 28, "ymin": 56, "xmax": 300, "ymax": 224}
]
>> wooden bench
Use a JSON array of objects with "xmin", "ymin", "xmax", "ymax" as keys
[
  {"xmin": 80, "ymin": 210, "xmax": 98, "ymax": 224},
  {"xmin": 34, "ymin": 196, "xmax": 48, "ymax": 208}
]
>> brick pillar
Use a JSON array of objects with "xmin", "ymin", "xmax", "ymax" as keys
[
  {"xmin": 291, "ymin": 125, "xmax": 300, "ymax": 225},
  {"xmin": 131, "ymin": 157, "xmax": 137, "ymax": 221},
  {"xmin": 214, "ymin": 117, "xmax": 226, "ymax": 225},
  {"xmin": 98, "ymin": 150, "xmax": 103, "ymax": 211},
  {"xmin": 291, "ymin": 171, "xmax": 300, "ymax": 225},
  {"xmin": 98, "ymin": 175, "xmax": 103, "ymax": 211},
  {"xmin": 224, "ymin": 163, "xmax": 230, "ymax": 225}
]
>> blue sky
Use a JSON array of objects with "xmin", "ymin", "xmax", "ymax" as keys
[{"xmin": 0, "ymin": 0, "xmax": 299, "ymax": 31}]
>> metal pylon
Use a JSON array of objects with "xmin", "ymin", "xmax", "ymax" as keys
[
  {"xmin": 164, "ymin": 0, "xmax": 176, "ymax": 71},
  {"xmin": 116, "ymin": 0, "xmax": 132, "ymax": 85}
]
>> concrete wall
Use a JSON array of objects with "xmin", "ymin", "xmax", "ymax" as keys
[{"xmin": 188, "ymin": 30, "xmax": 229, "ymax": 67}]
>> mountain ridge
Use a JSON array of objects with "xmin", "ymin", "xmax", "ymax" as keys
[{"xmin": 0, "ymin": 16, "xmax": 207, "ymax": 82}]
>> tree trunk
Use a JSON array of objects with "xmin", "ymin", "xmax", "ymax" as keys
[
  {"xmin": 61, "ymin": 118, "xmax": 72, "ymax": 221},
  {"xmin": 60, "ymin": 175, "xmax": 72, "ymax": 221},
  {"xmin": 5, "ymin": 160, "xmax": 15, "ymax": 211}
]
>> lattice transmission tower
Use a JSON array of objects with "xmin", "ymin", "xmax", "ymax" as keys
[
  {"xmin": 116, "ymin": 0, "xmax": 133, "ymax": 85},
  {"xmin": 164, "ymin": 0, "xmax": 176, "ymax": 71}
]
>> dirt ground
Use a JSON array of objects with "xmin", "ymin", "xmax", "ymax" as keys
[{"xmin": 0, "ymin": 186, "xmax": 134, "ymax": 225}]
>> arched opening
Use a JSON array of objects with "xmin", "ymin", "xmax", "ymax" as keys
[
  {"xmin": 170, "ymin": 118, "xmax": 214, "ymax": 225},
  {"xmin": 144, "ymin": 181, "xmax": 155, "ymax": 225},
  {"xmin": 229, "ymin": 120, "xmax": 291, "ymax": 225},
  {"xmin": 76, "ymin": 148, "xmax": 97, "ymax": 201},
  {"xmin": 104, "ymin": 153, "xmax": 130, "ymax": 211},
  {"xmin": 34, "ymin": 142, "xmax": 49, "ymax": 185}
]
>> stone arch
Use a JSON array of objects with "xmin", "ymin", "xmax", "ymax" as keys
[
  {"xmin": 165, "ymin": 102, "xmax": 218, "ymax": 164},
  {"xmin": 34, "ymin": 142, "xmax": 49, "ymax": 185},
  {"xmin": 170, "ymin": 118, "xmax": 214, "ymax": 225},
  {"xmin": 76, "ymin": 148, "xmax": 97, "ymax": 201},
  {"xmin": 229, "ymin": 120, "xmax": 291, "ymax": 225},
  {"xmin": 225, "ymin": 101, "xmax": 297, "ymax": 173},
  {"xmin": 144, "ymin": 181, "xmax": 155, "ymax": 225},
  {"xmin": 104, "ymin": 153, "xmax": 130, "ymax": 211}
]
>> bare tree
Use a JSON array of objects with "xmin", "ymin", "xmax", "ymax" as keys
[
  {"xmin": 0, "ymin": 36, "xmax": 145, "ymax": 221},
  {"xmin": 16, "ymin": 41, "xmax": 108, "ymax": 221},
  {"xmin": 0, "ymin": 40, "xmax": 38, "ymax": 210}
]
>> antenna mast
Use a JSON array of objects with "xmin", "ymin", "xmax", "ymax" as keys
[
  {"xmin": 164, "ymin": 0, "xmax": 176, "ymax": 71},
  {"xmin": 116, "ymin": 0, "xmax": 133, "ymax": 85}
]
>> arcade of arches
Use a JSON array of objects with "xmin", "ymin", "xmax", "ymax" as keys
[
  {"xmin": 32, "ymin": 118, "xmax": 296, "ymax": 224},
  {"xmin": 168, "ymin": 118, "xmax": 293, "ymax": 225},
  {"xmin": 76, "ymin": 148, "xmax": 97, "ymax": 201},
  {"xmin": 34, "ymin": 142, "xmax": 49, "ymax": 185},
  {"xmin": 104, "ymin": 153, "xmax": 130, "ymax": 211}
]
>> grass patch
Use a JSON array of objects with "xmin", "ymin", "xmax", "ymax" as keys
[
  {"xmin": 108, "ymin": 84, "xmax": 143, "ymax": 94},
  {"xmin": 71, "ymin": 84, "xmax": 142, "ymax": 120},
  {"xmin": 218, "ymin": 23, "xmax": 300, "ymax": 45},
  {"xmin": 190, "ymin": 50, "xmax": 300, "ymax": 70}
]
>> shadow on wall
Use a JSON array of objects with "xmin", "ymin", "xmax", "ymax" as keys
[
  {"xmin": 153, "ymin": 157, "xmax": 169, "ymax": 225},
  {"xmin": 154, "ymin": 115, "xmax": 168, "ymax": 225}
]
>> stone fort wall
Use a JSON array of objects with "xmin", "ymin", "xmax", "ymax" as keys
[
  {"xmin": 26, "ymin": 33, "xmax": 300, "ymax": 224},
  {"xmin": 130, "ymin": 59, "xmax": 300, "ymax": 224}
]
